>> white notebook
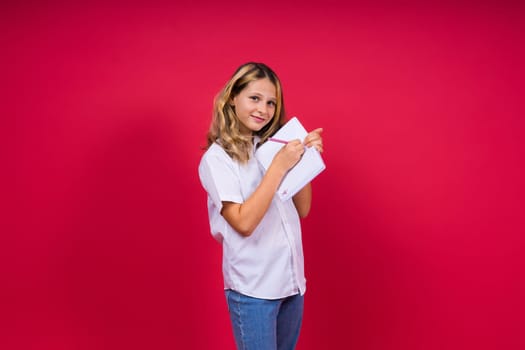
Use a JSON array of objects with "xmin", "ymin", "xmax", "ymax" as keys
[{"xmin": 255, "ymin": 117, "xmax": 326, "ymax": 201}]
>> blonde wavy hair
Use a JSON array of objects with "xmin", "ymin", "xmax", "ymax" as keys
[{"xmin": 206, "ymin": 62, "xmax": 286, "ymax": 163}]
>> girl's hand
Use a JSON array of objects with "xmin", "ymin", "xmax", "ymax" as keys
[
  {"xmin": 304, "ymin": 128, "xmax": 324, "ymax": 153},
  {"xmin": 272, "ymin": 139, "xmax": 305, "ymax": 173}
]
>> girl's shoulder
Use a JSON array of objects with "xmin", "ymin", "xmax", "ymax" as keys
[
  {"xmin": 201, "ymin": 142, "xmax": 233, "ymax": 164},
  {"xmin": 199, "ymin": 142, "xmax": 240, "ymax": 179},
  {"xmin": 203, "ymin": 142, "xmax": 226, "ymax": 156}
]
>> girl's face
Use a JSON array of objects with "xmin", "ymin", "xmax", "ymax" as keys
[{"xmin": 232, "ymin": 78, "xmax": 277, "ymax": 136}]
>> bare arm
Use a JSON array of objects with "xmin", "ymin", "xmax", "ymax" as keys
[
  {"xmin": 221, "ymin": 140, "xmax": 305, "ymax": 237},
  {"xmin": 293, "ymin": 183, "xmax": 312, "ymax": 218}
]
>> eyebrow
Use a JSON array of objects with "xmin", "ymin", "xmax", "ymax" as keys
[{"xmin": 248, "ymin": 91, "xmax": 277, "ymax": 102}]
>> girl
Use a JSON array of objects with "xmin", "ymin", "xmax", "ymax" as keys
[{"xmin": 198, "ymin": 62, "xmax": 323, "ymax": 350}]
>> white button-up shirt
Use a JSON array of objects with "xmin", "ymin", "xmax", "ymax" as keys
[{"xmin": 198, "ymin": 141, "xmax": 306, "ymax": 299}]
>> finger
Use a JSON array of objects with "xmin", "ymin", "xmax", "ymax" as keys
[
  {"xmin": 287, "ymin": 139, "xmax": 302, "ymax": 146},
  {"xmin": 304, "ymin": 129, "xmax": 323, "ymax": 145},
  {"xmin": 305, "ymin": 138, "xmax": 322, "ymax": 148},
  {"xmin": 285, "ymin": 140, "xmax": 304, "ymax": 154}
]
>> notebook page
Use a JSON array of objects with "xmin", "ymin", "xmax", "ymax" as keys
[{"xmin": 255, "ymin": 117, "xmax": 326, "ymax": 200}]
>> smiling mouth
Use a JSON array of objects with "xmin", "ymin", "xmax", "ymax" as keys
[{"xmin": 251, "ymin": 115, "xmax": 266, "ymax": 123}]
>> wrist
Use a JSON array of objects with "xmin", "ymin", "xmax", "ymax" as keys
[{"xmin": 268, "ymin": 162, "xmax": 288, "ymax": 179}]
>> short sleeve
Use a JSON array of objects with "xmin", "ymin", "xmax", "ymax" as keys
[{"xmin": 198, "ymin": 146, "xmax": 244, "ymax": 212}]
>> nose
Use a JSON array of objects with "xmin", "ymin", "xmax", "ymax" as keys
[{"xmin": 257, "ymin": 102, "xmax": 268, "ymax": 116}]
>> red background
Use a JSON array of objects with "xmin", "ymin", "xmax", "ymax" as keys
[{"xmin": 5, "ymin": 1, "xmax": 524, "ymax": 349}]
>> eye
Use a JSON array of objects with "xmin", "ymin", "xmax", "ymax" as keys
[
  {"xmin": 250, "ymin": 96, "xmax": 259, "ymax": 101},
  {"xmin": 268, "ymin": 101, "xmax": 276, "ymax": 107}
]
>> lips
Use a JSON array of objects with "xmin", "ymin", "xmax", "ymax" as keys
[{"xmin": 251, "ymin": 115, "xmax": 266, "ymax": 123}]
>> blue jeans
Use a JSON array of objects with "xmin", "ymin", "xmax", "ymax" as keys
[{"xmin": 225, "ymin": 289, "xmax": 304, "ymax": 350}]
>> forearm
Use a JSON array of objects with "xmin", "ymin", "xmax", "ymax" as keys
[
  {"xmin": 221, "ymin": 163, "xmax": 286, "ymax": 236},
  {"xmin": 292, "ymin": 182, "xmax": 312, "ymax": 218}
]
